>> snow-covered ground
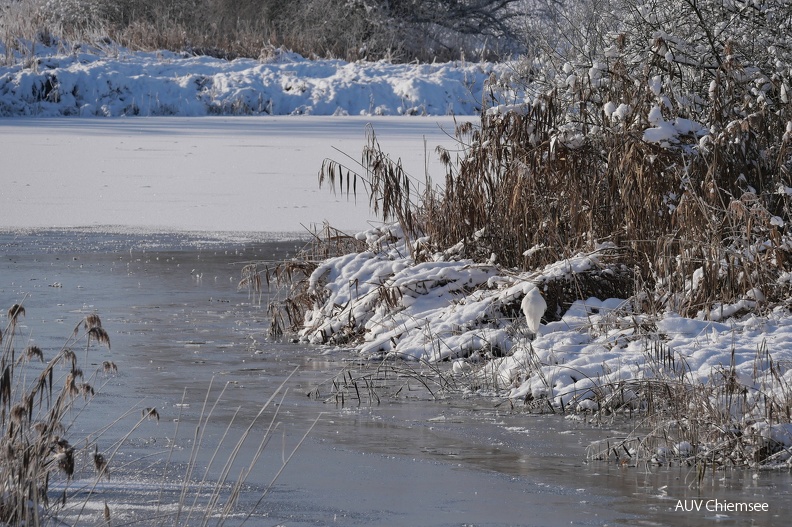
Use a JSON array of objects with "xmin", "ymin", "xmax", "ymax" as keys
[
  {"xmin": 2, "ymin": 46, "xmax": 792, "ymax": 466},
  {"xmin": 294, "ymin": 225, "xmax": 792, "ymax": 463},
  {"xmin": 0, "ymin": 46, "xmax": 489, "ymax": 231},
  {"xmin": 0, "ymin": 47, "xmax": 510, "ymax": 117}
]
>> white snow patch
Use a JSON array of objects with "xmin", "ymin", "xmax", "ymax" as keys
[{"xmin": 0, "ymin": 48, "xmax": 512, "ymax": 117}]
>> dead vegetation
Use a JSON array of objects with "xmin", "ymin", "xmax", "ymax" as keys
[
  {"xmin": 1, "ymin": 300, "xmax": 318, "ymax": 525},
  {"xmin": 228, "ymin": 0, "xmax": 792, "ymax": 470},
  {"xmin": 1, "ymin": 0, "xmax": 523, "ymax": 64},
  {"xmin": 306, "ymin": 357, "xmax": 462, "ymax": 406},
  {"xmin": 314, "ymin": 28, "xmax": 792, "ymax": 320},
  {"xmin": 257, "ymin": 81, "xmax": 792, "ymax": 347},
  {"xmin": 582, "ymin": 339, "xmax": 792, "ymax": 470},
  {"xmin": 1, "ymin": 304, "xmax": 114, "ymax": 525}
]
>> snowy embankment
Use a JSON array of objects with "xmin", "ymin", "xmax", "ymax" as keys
[
  {"xmin": 286, "ymin": 224, "xmax": 792, "ymax": 463},
  {"xmin": 296, "ymin": 226, "xmax": 792, "ymax": 402},
  {"xmin": 0, "ymin": 47, "xmax": 509, "ymax": 117}
]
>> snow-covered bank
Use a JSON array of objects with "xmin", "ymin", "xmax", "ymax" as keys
[
  {"xmin": 3, "ymin": 44, "xmax": 791, "ymax": 469},
  {"xmin": 271, "ymin": 225, "xmax": 792, "ymax": 466},
  {"xmin": 0, "ymin": 48, "xmax": 510, "ymax": 117}
]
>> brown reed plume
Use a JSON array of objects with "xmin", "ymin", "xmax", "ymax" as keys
[
  {"xmin": 318, "ymin": 42, "xmax": 792, "ymax": 319},
  {"xmin": 1, "ymin": 304, "xmax": 114, "ymax": 525}
]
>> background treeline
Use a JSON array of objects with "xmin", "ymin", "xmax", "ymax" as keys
[{"xmin": 1, "ymin": 0, "xmax": 548, "ymax": 61}]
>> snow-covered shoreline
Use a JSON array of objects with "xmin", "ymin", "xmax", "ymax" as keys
[
  {"xmin": 3, "ymin": 45, "xmax": 792, "ymax": 469},
  {"xmin": 270, "ymin": 224, "xmax": 792, "ymax": 466},
  {"xmin": 0, "ymin": 47, "xmax": 511, "ymax": 117}
]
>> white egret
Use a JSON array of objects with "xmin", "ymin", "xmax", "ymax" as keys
[{"xmin": 521, "ymin": 286, "xmax": 546, "ymax": 336}]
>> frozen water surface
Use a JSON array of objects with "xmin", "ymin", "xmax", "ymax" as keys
[
  {"xmin": 1, "ymin": 232, "xmax": 791, "ymax": 527},
  {"xmin": 1, "ymin": 118, "xmax": 791, "ymax": 525},
  {"xmin": 0, "ymin": 116, "xmax": 465, "ymax": 234}
]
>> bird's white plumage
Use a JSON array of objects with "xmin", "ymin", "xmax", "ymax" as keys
[{"xmin": 521, "ymin": 286, "xmax": 546, "ymax": 335}]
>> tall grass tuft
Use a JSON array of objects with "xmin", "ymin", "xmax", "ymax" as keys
[
  {"xmin": 2, "ymin": 302, "xmax": 318, "ymax": 525},
  {"xmin": 1, "ymin": 303, "xmax": 112, "ymax": 525}
]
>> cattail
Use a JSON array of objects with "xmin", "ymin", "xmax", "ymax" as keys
[{"xmin": 102, "ymin": 361, "xmax": 118, "ymax": 374}]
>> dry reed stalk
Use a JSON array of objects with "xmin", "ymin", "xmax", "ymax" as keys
[
  {"xmin": 1, "ymin": 304, "xmax": 114, "ymax": 525},
  {"xmin": 314, "ymin": 54, "xmax": 792, "ymax": 318}
]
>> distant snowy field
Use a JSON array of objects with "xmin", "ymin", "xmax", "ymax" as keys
[{"xmin": 0, "ymin": 48, "xmax": 490, "ymax": 233}]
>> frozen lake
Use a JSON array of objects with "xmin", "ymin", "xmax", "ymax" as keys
[
  {"xmin": 0, "ymin": 116, "xmax": 465, "ymax": 233},
  {"xmin": 1, "ymin": 118, "xmax": 791, "ymax": 525}
]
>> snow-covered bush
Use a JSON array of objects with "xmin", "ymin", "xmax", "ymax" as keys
[{"xmin": 316, "ymin": 0, "xmax": 792, "ymax": 317}]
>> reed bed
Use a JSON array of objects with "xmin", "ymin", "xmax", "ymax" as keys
[
  {"xmin": 2, "ymin": 302, "xmax": 316, "ymax": 525},
  {"xmin": 315, "ymin": 25, "xmax": 792, "ymax": 320},
  {"xmin": 0, "ymin": 0, "xmax": 520, "ymax": 65},
  {"xmin": 1, "ymin": 303, "xmax": 113, "ymax": 525},
  {"xmin": 250, "ymin": 4, "xmax": 792, "ymax": 469}
]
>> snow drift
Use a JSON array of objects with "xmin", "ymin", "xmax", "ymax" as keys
[{"xmin": 0, "ymin": 47, "xmax": 508, "ymax": 117}]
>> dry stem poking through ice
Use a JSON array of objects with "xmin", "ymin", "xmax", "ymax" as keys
[{"xmin": 1, "ymin": 302, "xmax": 318, "ymax": 525}]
